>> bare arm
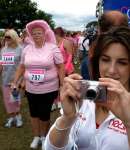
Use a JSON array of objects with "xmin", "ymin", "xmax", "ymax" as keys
[
  {"xmin": 49, "ymin": 116, "xmax": 76, "ymax": 147},
  {"xmin": 56, "ymin": 63, "xmax": 65, "ymax": 86},
  {"xmin": 13, "ymin": 64, "xmax": 25, "ymax": 85},
  {"xmin": 47, "ymin": 74, "xmax": 82, "ymax": 148},
  {"xmin": 0, "ymin": 65, "xmax": 3, "ymax": 74},
  {"xmin": 64, "ymin": 39, "xmax": 73, "ymax": 55}
]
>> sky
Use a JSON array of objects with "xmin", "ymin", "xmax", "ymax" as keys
[{"xmin": 33, "ymin": 0, "xmax": 99, "ymax": 31}]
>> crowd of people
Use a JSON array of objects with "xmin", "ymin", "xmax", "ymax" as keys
[{"xmin": 0, "ymin": 10, "xmax": 130, "ymax": 150}]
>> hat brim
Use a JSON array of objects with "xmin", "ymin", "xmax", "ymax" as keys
[{"xmin": 26, "ymin": 20, "xmax": 50, "ymax": 35}]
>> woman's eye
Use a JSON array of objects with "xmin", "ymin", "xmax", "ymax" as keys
[
  {"xmin": 118, "ymin": 61, "xmax": 129, "ymax": 65},
  {"xmin": 100, "ymin": 57, "xmax": 109, "ymax": 62}
]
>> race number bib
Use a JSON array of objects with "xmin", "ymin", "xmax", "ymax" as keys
[
  {"xmin": 28, "ymin": 69, "xmax": 45, "ymax": 83},
  {"xmin": 1, "ymin": 53, "xmax": 15, "ymax": 65}
]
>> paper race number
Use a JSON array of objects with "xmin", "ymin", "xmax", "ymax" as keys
[
  {"xmin": 28, "ymin": 69, "xmax": 45, "ymax": 83},
  {"xmin": 1, "ymin": 53, "xmax": 15, "ymax": 65}
]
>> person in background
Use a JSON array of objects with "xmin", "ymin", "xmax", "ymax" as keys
[
  {"xmin": 12, "ymin": 20, "xmax": 65, "ymax": 150},
  {"xmin": 52, "ymin": 27, "xmax": 74, "ymax": 111},
  {"xmin": 77, "ymin": 31, "xmax": 86, "ymax": 62},
  {"xmin": 54, "ymin": 27, "xmax": 74, "ymax": 76},
  {"xmin": 80, "ymin": 32, "xmax": 90, "ymax": 79},
  {"xmin": 20, "ymin": 28, "xmax": 31, "ymax": 48},
  {"xmin": 81, "ymin": 10, "xmax": 129, "ymax": 80},
  {"xmin": 71, "ymin": 32, "xmax": 79, "ymax": 58},
  {"xmin": 44, "ymin": 26, "xmax": 130, "ymax": 150},
  {"xmin": 65, "ymin": 31, "xmax": 76, "ymax": 59},
  {"xmin": 0, "ymin": 29, "xmax": 23, "ymax": 128},
  {"xmin": 98, "ymin": 10, "xmax": 128, "ymax": 33}
]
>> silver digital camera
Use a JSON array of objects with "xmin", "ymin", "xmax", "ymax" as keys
[{"xmin": 79, "ymin": 80, "xmax": 107, "ymax": 102}]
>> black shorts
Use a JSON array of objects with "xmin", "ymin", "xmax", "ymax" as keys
[{"xmin": 25, "ymin": 91, "xmax": 58, "ymax": 121}]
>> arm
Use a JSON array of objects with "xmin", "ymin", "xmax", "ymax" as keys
[
  {"xmin": 13, "ymin": 64, "xmax": 25, "ymax": 85},
  {"xmin": 56, "ymin": 63, "xmax": 65, "ymax": 86},
  {"xmin": 64, "ymin": 39, "xmax": 73, "ymax": 55},
  {"xmin": 45, "ymin": 74, "xmax": 82, "ymax": 149},
  {"xmin": 0, "ymin": 65, "xmax": 3, "ymax": 74},
  {"xmin": 49, "ymin": 116, "xmax": 76, "ymax": 148},
  {"xmin": 19, "ymin": 79, "xmax": 25, "ymax": 89}
]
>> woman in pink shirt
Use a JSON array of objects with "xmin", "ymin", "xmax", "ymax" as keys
[
  {"xmin": 54, "ymin": 27, "xmax": 74, "ymax": 76},
  {"xmin": 12, "ymin": 20, "xmax": 65, "ymax": 150}
]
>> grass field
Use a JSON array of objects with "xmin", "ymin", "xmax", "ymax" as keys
[{"xmin": 0, "ymin": 89, "xmax": 60, "ymax": 150}]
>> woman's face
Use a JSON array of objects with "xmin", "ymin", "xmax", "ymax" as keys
[
  {"xmin": 99, "ymin": 43, "xmax": 130, "ymax": 89},
  {"xmin": 4, "ymin": 34, "xmax": 13, "ymax": 45},
  {"xmin": 31, "ymin": 27, "xmax": 45, "ymax": 43}
]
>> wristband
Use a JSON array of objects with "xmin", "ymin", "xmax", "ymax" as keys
[{"xmin": 54, "ymin": 117, "xmax": 72, "ymax": 131}]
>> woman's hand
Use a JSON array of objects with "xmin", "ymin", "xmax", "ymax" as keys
[
  {"xmin": 9, "ymin": 82, "xmax": 19, "ymax": 92},
  {"xmin": 99, "ymin": 78, "xmax": 130, "ymax": 127},
  {"xmin": 60, "ymin": 73, "xmax": 82, "ymax": 120}
]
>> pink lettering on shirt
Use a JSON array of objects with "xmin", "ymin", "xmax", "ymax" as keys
[{"xmin": 108, "ymin": 119, "xmax": 126, "ymax": 134}]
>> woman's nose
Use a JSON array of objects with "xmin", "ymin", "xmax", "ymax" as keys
[{"xmin": 108, "ymin": 63, "xmax": 117, "ymax": 74}]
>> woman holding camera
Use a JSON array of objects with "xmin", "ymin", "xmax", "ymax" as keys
[{"xmin": 44, "ymin": 26, "xmax": 130, "ymax": 150}]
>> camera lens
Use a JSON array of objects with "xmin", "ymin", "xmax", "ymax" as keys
[{"xmin": 86, "ymin": 89, "xmax": 97, "ymax": 100}]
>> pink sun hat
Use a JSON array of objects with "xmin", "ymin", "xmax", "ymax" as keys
[{"xmin": 26, "ymin": 20, "xmax": 56, "ymax": 44}]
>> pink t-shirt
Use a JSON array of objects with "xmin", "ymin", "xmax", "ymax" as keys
[{"xmin": 20, "ymin": 42, "xmax": 63, "ymax": 94}]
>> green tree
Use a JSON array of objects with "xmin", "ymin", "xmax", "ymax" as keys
[
  {"xmin": 36, "ymin": 10, "xmax": 55, "ymax": 29},
  {"xmin": 0, "ymin": 0, "xmax": 55, "ymax": 30}
]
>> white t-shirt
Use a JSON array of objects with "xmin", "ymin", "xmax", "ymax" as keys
[
  {"xmin": 44, "ymin": 100, "xmax": 129, "ymax": 150},
  {"xmin": 78, "ymin": 36, "xmax": 89, "ymax": 52}
]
